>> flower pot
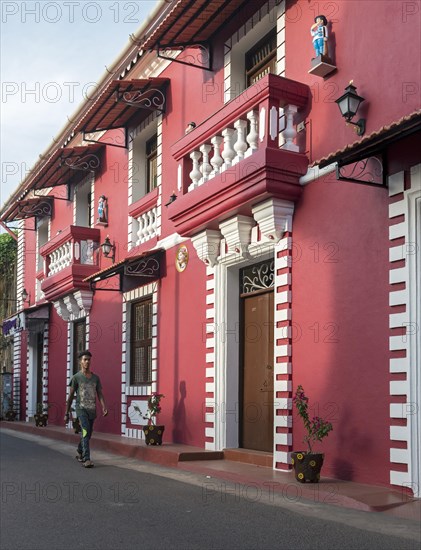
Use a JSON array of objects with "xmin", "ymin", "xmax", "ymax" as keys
[
  {"xmin": 291, "ymin": 451, "xmax": 324, "ymax": 483},
  {"xmin": 34, "ymin": 413, "xmax": 48, "ymax": 427},
  {"xmin": 142, "ymin": 425, "xmax": 165, "ymax": 445},
  {"xmin": 5, "ymin": 411, "xmax": 17, "ymax": 421}
]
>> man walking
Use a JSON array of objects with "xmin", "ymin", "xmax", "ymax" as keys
[{"xmin": 64, "ymin": 350, "xmax": 108, "ymax": 468}]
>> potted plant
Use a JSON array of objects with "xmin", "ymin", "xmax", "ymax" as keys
[
  {"xmin": 5, "ymin": 406, "xmax": 17, "ymax": 421},
  {"xmin": 34, "ymin": 403, "xmax": 49, "ymax": 427},
  {"xmin": 134, "ymin": 393, "xmax": 165, "ymax": 446},
  {"xmin": 291, "ymin": 385, "xmax": 333, "ymax": 483}
]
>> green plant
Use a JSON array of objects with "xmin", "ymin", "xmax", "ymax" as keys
[
  {"xmin": 293, "ymin": 385, "xmax": 333, "ymax": 453},
  {"xmin": 134, "ymin": 393, "xmax": 164, "ymax": 426}
]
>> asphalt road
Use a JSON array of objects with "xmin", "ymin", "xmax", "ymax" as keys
[{"xmin": 0, "ymin": 430, "xmax": 419, "ymax": 550}]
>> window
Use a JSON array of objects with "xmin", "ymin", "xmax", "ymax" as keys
[
  {"xmin": 74, "ymin": 177, "xmax": 92, "ymax": 227},
  {"xmin": 36, "ymin": 217, "xmax": 49, "ymax": 271},
  {"xmin": 131, "ymin": 122, "xmax": 158, "ymax": 203},
  {"xmin": 73, "ymin": 319, "xmax": 86, "ymax": 375},
  {"xmin": 146, "ymin": 135, "xmax": 158, "ymax": 193},
  {"xmin": 245, "ymin": 29, "xmax": 276, "ymax": 86},
  {"xmin": 130, "ymin": 298, "xmax": 152, "ymax": 385}
]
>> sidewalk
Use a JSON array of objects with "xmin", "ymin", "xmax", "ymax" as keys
[{"xmin": 2, "ymin": 421, "xmax": 420, "ymax": 522}]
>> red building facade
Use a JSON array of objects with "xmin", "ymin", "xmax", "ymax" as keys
[{"xmin": 1, "ymin": 0, "xmax": 420, "ymax": 496}]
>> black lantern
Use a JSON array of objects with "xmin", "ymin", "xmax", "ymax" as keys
[
  {"xmin": 21, "ymin": 288, "xmax": 30, "ymax": 304},
  {"xmin": 100, "ymin": 236, "xmax": 115, "ymax": 262},
  {"xmin": 335, "ymin": 81, "xmax": 366, "ymax": 136}
]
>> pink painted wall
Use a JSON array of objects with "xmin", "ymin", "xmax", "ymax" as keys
[
  {"xmin": 285, "ymin": 0, "xmax": 420, "ymax": 164},
  {"xmin": 292, "ymin": 173, "xmax": 390, "ymax": 486}
]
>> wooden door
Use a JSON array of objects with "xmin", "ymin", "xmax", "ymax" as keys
[{"xmin": 241, "ymin": 291, "xmax": 274, "ymax": 452}]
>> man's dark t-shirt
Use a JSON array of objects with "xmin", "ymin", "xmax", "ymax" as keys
[{"xmin": 69, "ymin": 372, "xmax": 102, "ymax": 419}]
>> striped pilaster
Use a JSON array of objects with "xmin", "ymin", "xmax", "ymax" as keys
[
  {"xmin": 204, "ymin": 266, "xmax": 216, "ymax": 450},
  {"xmin": 42, "ymin": 323, "xmax": 49, "ymax": 409},
  {"xmin": 388, "ymin": 164, "xmax": 421, "ymax": 497},
  {"xmin": 273, "ymin": 234, "xmax": 293, "ymax": 469}
]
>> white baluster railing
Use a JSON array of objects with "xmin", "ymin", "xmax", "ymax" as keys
[{"xmin": 135, "ymin": 206, "xmax": 158, "ymax": 245}]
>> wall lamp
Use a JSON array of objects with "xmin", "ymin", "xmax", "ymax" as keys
[
  {"xmin": 100, "ymin": 236, "xmax": 115, "ymax": 263},
  {"xmin": 21, "ymin": 288, "xmax": 31, "ymax": 304},
  {"xmin": 335, "ymin": 81, "xmax": 366, "ymax": 136}
]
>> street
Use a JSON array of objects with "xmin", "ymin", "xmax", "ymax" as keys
[{"xmin": 0, "ymin": 430, "xmax": 419, "ymax": 550}]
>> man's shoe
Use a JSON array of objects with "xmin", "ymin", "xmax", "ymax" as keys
[
  {"xmin": 75, "ymin": 452, "xmax": 83, "ymax": 462},
  {"xmin": 83, "ymin": 460, "xmax": 94, "ymax": 468}
]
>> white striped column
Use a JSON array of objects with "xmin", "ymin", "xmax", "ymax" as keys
[
  {"xmin": 273, "ymin": 234, "xmax": 293, "ymax": 470},
  {"xmin": 388, "ymin": 165, "xmax": 421, "ymax": 497},
  {"xmin": 42, "ymin": 323, "xmax": 49, "ymax": 410},
  {"xmin": 204, "ymin": 266, "xmax": 216, "ymax": 449}
]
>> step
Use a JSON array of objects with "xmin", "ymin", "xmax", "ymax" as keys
[{"xmin": 223, "ymin": 448, "xmax": 273, "ymax": 467}]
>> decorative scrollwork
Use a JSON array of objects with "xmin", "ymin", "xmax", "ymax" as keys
[
  {"xmin": 125, "ymin": 256, "xmax": 160, "ymax": 277},
  {"xmin": 241, "ymin": 260, "xmax": 274, "ymax": 294},
  {"xmin": 158, "ymin": 43, "xmax": 211, "ymax": 70},
  {"xmin": 18, "ymin": 200, "xmax": 52, "ymax": 219},
  {"xmin": 337, "ymin": 156, "xmax": 383, "ymax": 185},
  {"xmin": 62, "ymin": 154, "xmax": 101, "ymax": 172},
  {"xmin": 120, "ymin": 89, "xmax": 165, "ymax": 111}
]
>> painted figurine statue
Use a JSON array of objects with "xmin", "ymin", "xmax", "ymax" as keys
[
  {"xmin": 311, "ymin": 15, "xmax": 328, "ymax": 58},
  {"xmin": 97, "ymin": 195, "xmax": 108, "ymax": 223}
]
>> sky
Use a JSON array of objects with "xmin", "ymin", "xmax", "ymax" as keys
[{"xmin": 0, "ymin": 0, "xmax": 159, "ymax": 210}]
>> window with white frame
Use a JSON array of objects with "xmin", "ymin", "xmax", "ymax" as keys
[
  {"xmin": 130, "ymin": 120, "xmax": 158, "ymax": 203},
  {"xmin": 36, "ymin": 217, "xmax": 49, "ymax": 272},
  {"xmin": 224, "ymin": 3, "xmax": 280, "ymax": 102},
  {"xmin": 130, "ymin": 297, "xmax": 153, "ymax": 385},
  {"xmin": 74, "ymin": 177, "xmax": 93, "ymax": 228}
]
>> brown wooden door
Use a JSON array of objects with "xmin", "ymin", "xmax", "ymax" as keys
[{"xmin": 241, "ymin": 291, "xmax": 274, "ymax": 452}]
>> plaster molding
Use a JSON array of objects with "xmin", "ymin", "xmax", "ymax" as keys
[
  {"xmin": 252, "ymin": 198, "xmax": 294, "ymax": 242},
  {"xmin": 191, "ymin": 230, "xmax": 222, "ymax": 268},
  {"xmin": 219, "ymin": 215, "xmax": 255, "ymax": 259}
]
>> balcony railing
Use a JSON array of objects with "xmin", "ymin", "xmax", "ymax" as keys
[
  {"xmin": 169, "ymin": 74, "xmax": 310, "ymax": 237},
  {"xmin": 41, "ymin": 226, "xmax": 100, "ymax": 277},
  {"xmin": 171, "ymin": 74, "xmax": 310, "ymax": 194},
  {"xmin": 128, "ymin": 188, "xmax": 159, "ymax": 248},
  {"xmin": 40, "ymin": 226, "xmax": 100, "ymax": 301}
]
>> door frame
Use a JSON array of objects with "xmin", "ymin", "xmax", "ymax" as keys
[{"xmin": 213, "ymin": 245, "xmax": 275, "ymax": 451}]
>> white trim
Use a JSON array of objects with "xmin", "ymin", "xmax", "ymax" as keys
[
  {"xmin": 121, "ymin": 283, "xmax": 159, "ymax": 438},
  {"xmin": 224, "ymin": 1, "xmax": 285, "ymax": 103},
  {"xmin": 388, "ymin": 164, "xmax": 421, "ymax": 497}
]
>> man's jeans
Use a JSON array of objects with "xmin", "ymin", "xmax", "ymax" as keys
[{"xmin": 77, "ymin": 412, "xmax": 94, "ymax": 461}]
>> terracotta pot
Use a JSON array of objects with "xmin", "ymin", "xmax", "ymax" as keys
[
  {"xmin": 142, "ymin": 425, "xmax": 165, "ymax": 445},
  {"xmin": 291, "ymin": 451, "xmax": 324, "ymax": 483}
]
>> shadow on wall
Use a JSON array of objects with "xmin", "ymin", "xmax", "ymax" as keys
[{"xmin": 173, "ymin": 380, "xmax": 191, "ymax": 443}]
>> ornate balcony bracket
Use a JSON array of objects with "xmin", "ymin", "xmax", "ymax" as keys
[
  {"xmin": 252, "ymin": 199, "xmax": 294, "ymax": 243},
  {"xmin": 116, "ymin": 88, "xmax": 166, "ymax": 114},
  {"xmin": 124, "ymin": 256, "xmax": 161, "ymax": 278},
  {"xmin": 191, "ymin": 230, "xmax": 222, "ymax": 268},
  {"xmin": 60, "ymin": 153, "xmax": 101, "ymax": 173},
  {"xmin": 157, "ymin": 42, "xmax": 212, "ymax": 71}
]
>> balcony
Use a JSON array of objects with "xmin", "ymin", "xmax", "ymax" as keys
[
  {"xmin": 40, "ymin": 226, "xmax": 100, "ymax": 302},
  {"xmin": 168, "ymin": 74, "xmax": 310, "ymax": 237}
]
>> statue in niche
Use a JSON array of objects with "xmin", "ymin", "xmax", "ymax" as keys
[{"xmin": 97, "ymin": 195, "xmax": 108, "ymax": 225}]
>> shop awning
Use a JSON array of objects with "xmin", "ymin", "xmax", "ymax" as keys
[
  {"xmin": 141, "ymin": 0, "xmax": 251, "ymax": 49},
  {"xmin": 1, "ymin": 197, "xmax": 53, "ymax": 224},
  {"xmin": 84, "ymin": 249, "xmax": 165, "ymax": 293},
  {"xmin": 30, "ymin": 143, "xmax": 105, "ymax": 191},
  {"xmin": 75, "ymin": 78, "xmax": 169, "ymax": 134}
]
